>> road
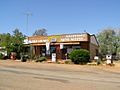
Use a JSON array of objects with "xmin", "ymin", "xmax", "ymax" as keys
[{"xmin": 0, "ymin": 60, "xmax": 120, "ymax": 90}]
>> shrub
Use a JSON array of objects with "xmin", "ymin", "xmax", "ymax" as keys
[
  {"xmin": 36, "ymin": 57, "xmax": 47, "ymax": 62},
  {"xmin": 69, "ymin": 49, "xmax": 90, "ymax": 64},
  {"xmin": 65, "ymin": 60, "xmax": 72, "ymax": 64},
  {"xmin": 21, "ymin": 55, "xmax": 29, "ymax": 62},
  {"xmin": 0, "ymin": 53, "xmax": 3, "ymax": 59}
]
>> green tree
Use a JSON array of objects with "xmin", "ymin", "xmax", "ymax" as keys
[
  {"xmin": 0, "ymin": 29, "xmax": 25, "ymax": 59},
  {"xmin": 0, "ymin": 33, "xmax": 12, "ymax": 57},
  {"xmin": 11, "ymin": 29, "xmax": 25, "ymax": 58},
  {"xmin": 97, "ymin": 28, "xmax": 120, "ymax": 57},
  {"xmin": 33, "ymin": 28, "xmax": 47, "ymax": 36},
  {"xmin": 114, "ymin": 30, "xmax": 120, "ymax": 57}
]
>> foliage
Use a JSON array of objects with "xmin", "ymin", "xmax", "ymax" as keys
[
  {"xmin": 35, "ymin": 56, "xmax": 47, "ymax": 62},
  {"xmin": 11, "ymin": 29, "xmax": 25, "ymax": 59},
  {"xmin": 0, "ymin": 53, "xmax": 3, "ymax": 59},
  {"xmin": 21, "ymin": 55, "xmax": 29, "ymax": 62},
  {"xmin": 69, "ymin": 49, "xmax": 90, "ymax": 64},
  {"xmin": 0, "ymin": 33, "xmax": 12, "ymax": 57},
  {"xmin": 33, "ymin": 28, "xmax": 47, "ymax": 36},
  {"xmin": 0, "ymin": 28, "xmax": 25, "ymax": 59},
  {"xmin": 64, "ymin": 60, "xmax": 72, "ymax": 64},
  {"xmin": 97, "ymin": 28, "xmax": 120, "ymax": 57}
]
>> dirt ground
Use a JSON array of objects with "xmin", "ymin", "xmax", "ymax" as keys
[
  {"xmin": 0, "ymin": 59, "xmax": 120, "ymax": 73},
  {"xmin": 0, "ymin": 60, "xmax": 120, "ymax": 90}
]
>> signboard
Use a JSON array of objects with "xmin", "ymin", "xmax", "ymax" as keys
[
  {"xmin": 60, "ymin": 44, "xmax": 64, "ymax": 49},
  {"xmin": 60, "ymin": 34, "xmax": 88, "ymax": 42},
  {"xmin": 51, "ymin": 38, "xmax": 57, "ymax": 42},
  {"xmin": 28, "ymin": 39, "xmax": 48, "ymax": 43},
  {"xmin": 52, "ymin": 53, "xmax": 56, "ymax": 62},
  {"xmin": 46, "ymin": 42, "xmax": 50, "ymax": 51},
  {"xmin": 28, "ymin": 33, "xmax": 88, "ymax": 44}
]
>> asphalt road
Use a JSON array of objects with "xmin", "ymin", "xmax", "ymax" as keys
[{"xmin": 0, "ymin": 60, "xmax": 120, "ymax": 90}]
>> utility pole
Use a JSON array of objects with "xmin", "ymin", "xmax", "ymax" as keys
[{"xmin": 25, "ymin": 12, "xmax": 32, "ymax": 36}]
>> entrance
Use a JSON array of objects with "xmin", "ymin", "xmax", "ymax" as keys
[{"xmin": 61, "ymin": 49, "xmax": 67, "ymax": 59}]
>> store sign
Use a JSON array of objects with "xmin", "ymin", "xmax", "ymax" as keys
[
  {"xmin": 61, "ymin": 38, "xmax": 83, "ymax": 42},
  {"xmin": 28, "ymin": 39, "xmax": 48, "ymax": 43},
  {"xmin": 60, "ymin": 34, "xmax": 87, "ymax": 42},
  {"xmin": 51, "ymin": 38, "xmax": 57, "ymax": 42}
]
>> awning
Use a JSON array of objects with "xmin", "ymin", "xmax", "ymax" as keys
[
  {"xmin": 31, "ymin": 43, "xmax": 46, "ymax": 46},
  {"xmin": 51, "ymin": 42, "xmax": 80, "ymax": 45},
  {"xmin": 31, "ymin": 42, "xmax": 80, "ymax": 46}
]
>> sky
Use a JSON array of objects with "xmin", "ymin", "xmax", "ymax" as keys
[{"xmin": 0, "ymin": 0, "xmax": 120, "ymax": 36}]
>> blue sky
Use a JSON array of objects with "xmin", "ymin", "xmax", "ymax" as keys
[{"xmin": 0, "ymin": 0, "xmax": 120, "ymax": 36}]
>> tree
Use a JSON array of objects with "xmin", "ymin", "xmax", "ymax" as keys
[
  {"xmin": 0, "ymin": 33, "xmax": 12, "ymax": 57},
  {"xmin": 97, "ymin": 28, "xmax": 120, "ymax": 57},
  {"xmin": 0, "ymin": 29, "xmax": 25, "ymax": 59},
  {"xmin": 114, "ymin": 29, "xmax": 120, "ymax": 57},
  {"xmin": 33, "ymin": 28, "xmax": 47, "ymax": 36},
  {"xmin": 11, "ymin": 28, "xmax": 25, "ymax": 58}
]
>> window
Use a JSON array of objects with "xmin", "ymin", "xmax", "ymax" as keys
[{"xmin": 50, "ymin": 46, "xmax": 56, "ymax": 53}]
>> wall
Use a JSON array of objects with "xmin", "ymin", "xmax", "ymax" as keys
[
  {"xmin": 90, "ymin": 35, "xmax": 99, "ymax": 60},
  {"xmin": 90, "ymin": 43, "xmax": 98, "ymax": 60},
  {"xmin": 80, "ymin": 42, "xmax": 90, "ymax": 50}
]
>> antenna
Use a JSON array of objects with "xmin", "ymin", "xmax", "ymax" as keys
[{"xmin": 25, "ymin": 12, "xmax": 32, "ymax": 36}]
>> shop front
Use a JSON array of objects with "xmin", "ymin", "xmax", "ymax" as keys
[{"xmin": 24, "ymin": 33, "xmax": 99, "ymax": 60}]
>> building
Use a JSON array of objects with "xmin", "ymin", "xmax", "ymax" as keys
[{"xmin": 24, "ymin": 33, "xmax": 99, "ymax": 61}]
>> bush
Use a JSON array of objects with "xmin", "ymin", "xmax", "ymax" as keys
[
  {"xmin": 65, "ymin": 60, "xmax": 72, "ymax": 64},
  {"xmin": 35, "ymin": 57, "xmax": 47, "ymax": 62},
  {"xmin": 21, "ymin": 55, "xmax": 29, "ymax": 62},
  {"xmin": 69, "ymin": 49, "xmax": 90, "ymax": 64},
  {"xmin": 0, "ymin": 53, "xmax": 3, "ymax": 59}
]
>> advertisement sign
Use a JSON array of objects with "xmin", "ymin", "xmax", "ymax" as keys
[
  {"xmin": 46, "ymin": 42, "xmax": 50, "ymax": 51},
  {"xmin": 60, "ymin": 44, "xmax": 64, "ymax": 49},
  {"xmin": 52, "ymin": 53, "xmax": 56, "ymax": 62}
]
